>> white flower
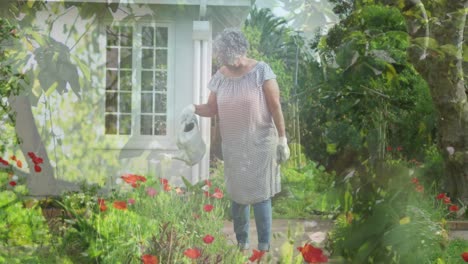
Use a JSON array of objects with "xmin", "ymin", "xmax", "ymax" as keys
[
  {"xmin": 115, "ymin": 178, "xmax": 123, "ymax": 185},
  {"xmin": 201, "ymin": 185, "xmax": 210, "ymax": 191},
  {"xmin": 446, "ymin": 146, "xmax": 454, "ymax": 155},
  {"xmin": 307, "ymin": 231, "xmax": 327, "ymax": 244},
  {"xmin": 11, "ymin": 175, "xmax": 18, "ymax": 181}
]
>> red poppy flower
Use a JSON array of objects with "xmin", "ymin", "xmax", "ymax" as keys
[
  {"xmin": 141, "ymin": 254, "xmax": 158, "ymax": 264},
  {"xmin": 163, "ymin": 183, "xmax": 171, "ymax": 192},
  {"xmin": 203, "ymin": 204, "xmax": 214, "ymax": 212},
  {"xmin": 443, "ymin": 197, "xmax": 451, "ymax": 204},
  {"xmin": 203, "ymin": 235, "xmax": 214, "ymax": 244},
  {"xmin": 10, "ymin": 155, "xmax": 16, "ymax": 161},
  {"xmin": 204, "ymin": 191, "xmax": 210, "ymax": 197},
  {"xmin": 183, "ymin": 248, "xmax": 201, "ymax": 259},
  {"xmin": 396, "ymin": 146, "xmax": 403, "ymax": 151},
  {"xmin": 297, "ymin": 243, "xmax": 328, "ymax": 263},
  {"xmin": 27, "ymin": 152, "xmax": 43, "ymax": 165},
  {"xmin": 9, "ymin": 181, "xmax": 16, "ymax": 187},
  {"xmin": 212, "ymin": 188, "xmax": 223, "ymax": 199},
  {"xmin": 461, "ymin": 252, "xmax": 468, "ymax": 262},
  {"xmin": 113, "ymin": 201, "xmax": 128, "ymax": 210},
  {"xmin": 415, "ymin": 185, "xmax": 424, "ymax": 193},
  {"xmin": 386, "ymin": 146, "xmax": 392, "ymax": 152},
  {"xmin": 411, "ymin": 177, "xmax": 419, "ymax": 184},
  {"xmin": 121, "ymin": 173, "xmax": 147, "ymax": 187},
  {"xmin": 34, "ymin": 165, "xmax": 42, "ymax": 173},
  {"xmin": 160, "ymin": 178, "xmax": 168, "ymax": 185},
  {"xmin": 0, "ymin": 157, "xmax": 9, "ymax": 166},
  {"xmin": 16, "ymin": 160, "xmax": 22, "ymax": 168},
  {"xmin": 436, "ymin": 193, "xmax": 446, "ymax": 200},
  {"xmin": 98, "ymin": 198, "xmax": 107, "ymax": 212},
  {"xmin": 248, "ymin": 249, "xmax": 265, "ymax": 262},
  {"xmin": 449, "ymin": 205, "xmax": 459, "ymax": 212}
]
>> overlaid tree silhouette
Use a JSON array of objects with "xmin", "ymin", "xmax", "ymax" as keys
[
  {"xmin": 0, "ymin": 1, "xmax": 118, "ymax": 195},
  {"xmin": 401, "ymin": 0, "xmax": 467, "ymax": 202}
]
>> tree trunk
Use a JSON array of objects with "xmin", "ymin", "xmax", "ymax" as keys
[
  {"xmin": 8, "ymin": 95, "xmax": 57, "ymax": 196},
  {"xmin": 403, "ymin": 1, "xmax": 468, "ymax": 203}
]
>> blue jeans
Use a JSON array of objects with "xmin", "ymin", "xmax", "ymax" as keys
[{"xmin": 231, "ymin": 198, "xmax": 272, "ymax": 251}]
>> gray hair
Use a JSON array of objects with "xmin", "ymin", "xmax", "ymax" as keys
[{"xmin": 213, "ymin": 28, "xmax": 249, "ymax": 66}]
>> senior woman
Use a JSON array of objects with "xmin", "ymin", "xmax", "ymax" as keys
[{"xmin": 180, "ymin": 28, "xmax": 290, "ymax": 253}]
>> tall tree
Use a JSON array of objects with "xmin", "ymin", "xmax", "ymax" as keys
[{"xmin": 401, "ymin": 0, "xmax": 468, "ymax": 202}]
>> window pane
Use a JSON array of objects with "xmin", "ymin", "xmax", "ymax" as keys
[
  {"xmin": 105, "ymin": 92, "xmax": 117, "ymax": 112},
  {"xmin": 154, "ymin": 116, "xmax": 166, "ymax": 135},
  {"xmin": 155, "ymin": 71, "xmax": 167, "ymax": 91},
  {"xmin": 106, "ymin": 48, "xmax": 118, "ymax": 68},
  {"xmin": 119, "ymin": 114, "xmax": 131, "ymax": 135},
  {"xmin": 120, "ymin": 26, "xmax": 133, "ymax": 47},
  {"xmin": 155, "ymin": 50, "xmax": 167, "ymax": 70},
  {"xmin": 105, "ymin": 114, "xmax": 117, "ymax": 134},
  {"xmin": 120, "ymin": 48, "xmax": 132, "ymax": 69},
  {"xmin": 106, "ymin": 26, "xmax": 118, "ymax": 46},
  {"xmin": 106, "ymin": 70, "xmax": 117, "ymax": 90},
  {"xmin": 141, "ymin": 71, "xmax": 153, "ymax": 91},
  {"xmin": 120, "ymin": 71, "xmax": 132, "ymax": 91},
  {"xmin": 119, "ymin": 92, "xmax": 132, "ymax": 113},
  {"xmin": 155, "ymin": 27, "xmax": 168, "ymax": 47},
  {"xmin": 142, "ymin": 49, "xmax": 153, "ymax": 69},
  {"xmin": 142, "ymin": 26, "xmax": 154, "ymax": 47},
  {"xmin": 154, "ymin": 93, "xmax": 166, "ymax": 113},
  {"xmin": 141, "ymin": 92, "xmax": 153, "ymax": 113},
  {"xmin": 140, "ymin": 115, "xmax": 152, "ymax": 135}
]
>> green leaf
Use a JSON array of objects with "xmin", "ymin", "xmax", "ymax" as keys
[
  {"xmin": 181, "ymin": 176, "xmax": 194, "ymax": 191},
  {"xmin": 32, "ymin": 78, "xmax": 42, "ymax": 97},
  {"xmin": 439, "ymin": 44, "xmax": 459, "ymax": 58},
  {"xmin": 369, "ymin": 50, "xmax": 396, "ymax": 63},
  {"xmin": 326, "ymin": 143, "xmax": 337, "ymax": 154},
  {"xmin": 412, "ymin": 37, "xmax": 439, "ymax": 50},
  {"xmin": 28, "ymin": 31, "xmax": 47, "ymax": 46},
  {"xmin": 463, "ymin": 44, "xmax": 468, "ymax": 62},
  {"xmin": 385, "ymin": 63, "xmax": 397, "ymax": 82},
  {"xmin": 44, "ymin": 81, "xmax": 58, "ymax": 96},
  {"xmin": 71, "ymin": 54, "xmax": 91, "ymax": 80}
]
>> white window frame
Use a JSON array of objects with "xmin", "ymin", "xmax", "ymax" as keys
[{"xmin": 103, "ymin": 21, "xmax": 175, "ymax": 150}]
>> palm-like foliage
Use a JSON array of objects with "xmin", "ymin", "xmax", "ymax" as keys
[{"xmin": 244, "ymin": 7, "xmax": 290, "ymax": 61}]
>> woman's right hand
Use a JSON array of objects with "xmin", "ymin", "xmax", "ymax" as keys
[{"xmin": 180, "ymin": 104, "xmax": 195, "ymax": 123}]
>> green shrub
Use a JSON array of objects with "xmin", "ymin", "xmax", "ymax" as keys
[{"xmin": 0, "ymin": 172, "xmax": 53, "ymax": 263}]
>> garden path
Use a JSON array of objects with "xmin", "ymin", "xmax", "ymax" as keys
[
  {"xmin": 223, "ymin": 217, "xmax": 335, "ymax": 263},
  {"xmin": 222, "ymin": 218, "xmax": 468, "ymax": 263}
]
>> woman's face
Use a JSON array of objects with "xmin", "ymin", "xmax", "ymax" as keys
[{"xmin": 224, "ymin": 55, "xmax": 242, "ymax": 69}]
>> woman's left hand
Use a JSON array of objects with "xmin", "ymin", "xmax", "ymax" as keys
[{"xmin": 277, "ymin": 137, "xmax": 290, "ymax": 163}]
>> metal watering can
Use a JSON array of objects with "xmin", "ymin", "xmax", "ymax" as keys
[{"xmin": 175, "ymin": 116, "xmax": 206, "ymax": 166}]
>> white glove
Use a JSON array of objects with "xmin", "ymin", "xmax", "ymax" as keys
[
  {"xmin": 180, "ymin": 104, "xmax": 195, "ymax": 124},
  {"xmin": 277, "ymin": 137, "xmax": 290, "ymax": 164}
]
